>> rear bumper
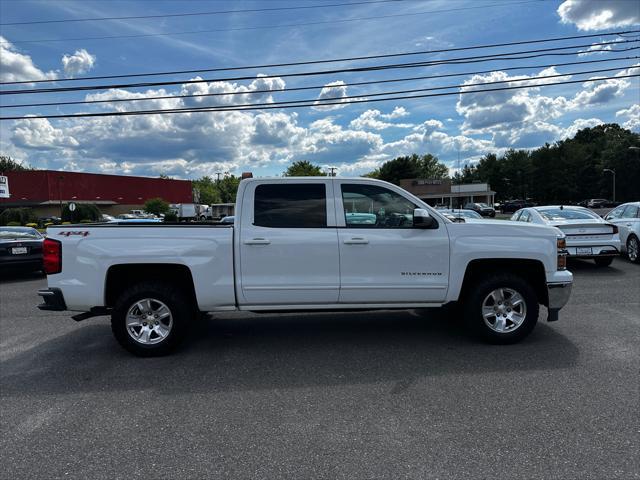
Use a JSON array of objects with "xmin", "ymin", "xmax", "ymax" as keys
[{"xmin": 37, "ymin": 288, "xmax": 67, "ymax": 311}]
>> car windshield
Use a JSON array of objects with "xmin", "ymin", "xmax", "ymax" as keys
[
  {"xmin": 538, "ymin": 208, "xmax": 599, "ymax": 221},
  {"xmin": 0, "ymin": 227, "xmax": 42, "ymax": 239},
  {"xmin": 477, "ymin": 203, "xmax": 489, "ymax": 207},
  {"xmin": 445, "ymin": 210, "xmax": 482, "ymax": 219}
]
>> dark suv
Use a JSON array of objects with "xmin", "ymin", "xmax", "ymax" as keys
[{"xmin": 464, "ymin": 202, "xmax": 496, "ymax": 217}]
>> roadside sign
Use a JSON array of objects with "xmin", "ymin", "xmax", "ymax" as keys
[
  {"xmin": 69, "ymin": 202, "xmax": 77, "ymax": 212},
  {"xmin": 0, "ymin": 175, "xmax": 9, "ymax": 199}
]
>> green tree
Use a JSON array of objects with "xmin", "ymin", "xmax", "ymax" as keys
[
  {"xmin": 192, "ymin": 175, "xmax": 240, "ymax": 204},
  {"xmin": 366, "ymin": 154, "xmax": 448, "ymax": 185},
  {"xmin": 284, "ymin": 160, "xmax": 326, "ymax": 176},
  {"xmin": 193, "ymin": 176, "xmax": 222, "ymax": 205},
  {"xmin": 0, "ymin": 156, "xmax": 30, "ymax": 172},
  {"xmin": 144, "ymin": 197, "xmax": 170, "ymax": 216}
]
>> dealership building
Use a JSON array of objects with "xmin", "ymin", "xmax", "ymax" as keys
[
  {"xmin": 400, "ymin": 178, "xmax": 495, "ymax": 208},
  {"xmin": 0, "ymin": 170, "xmax": 193, "ymax": 217}
]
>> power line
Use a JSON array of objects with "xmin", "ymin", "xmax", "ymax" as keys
[
  {"xmin": 0, "ymin": 0, "xmax": 405, "ymax": 25},
  {"xmin": 3, "ymin": 29, "xmax": 636, "ymax": 85},
  {"xmin": 2, "ymin": 74, "xmax": 636, "ymax": 121},
  {"xmin": 3, "ymin": 61, "xmax": 635, "ymax": 109},
  {"xmin": 0, "ymin": 0, "xmax": 549, "ymax": 45},
  {"xmin": 2, "ymin": 40, "xmax": 636, "ymax": 95}
]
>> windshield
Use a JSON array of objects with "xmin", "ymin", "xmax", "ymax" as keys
[
  {"xmin": 538, "ymin": 208, "xmax": 600, "ymax": 221},
  {"xmin": 0, "ymin": 227, "xmax": 42, "ymax": 240},
  {"xmin": 476, "ymin": 203, "xmax": 489, "ymax": 207}
]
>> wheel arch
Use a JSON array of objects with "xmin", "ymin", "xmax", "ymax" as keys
[
  {"xmin": 459, "ymin": 258, "xmax": 548, "ymax": 306},
  {"xmin": 105, "ymin": 263, "xmax": 198, "ymax": 309}
]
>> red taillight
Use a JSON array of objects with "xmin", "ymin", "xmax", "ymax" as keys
[{"xmin": 43, "ymin": 238, "xmax": 62, "ymax": 274}]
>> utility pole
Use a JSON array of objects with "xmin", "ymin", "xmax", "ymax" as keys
[
  {"xmin": 327, "ymin": 167, "xmax": 337, "ymax": 177},
  {"xmin": 603, "ymin": 168, "xmax": 616, "ymax": 202}
]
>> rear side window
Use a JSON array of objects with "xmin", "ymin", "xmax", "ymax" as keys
[
  {"xmin": 622, "ymin": 205, "xmax": 639, "ymax": 219},
  {"xmin": 254, "ymin": 183, "xmax": 327, "ymax": 228}
]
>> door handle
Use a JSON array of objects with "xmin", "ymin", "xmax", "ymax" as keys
[
  {"xmin": 344, "ymin": 237, "xmax": 369, "ymax": 245},
  {"xmin": 244, "ymin": 238, "xmax": 271, "ymax": 245},
  {"xmin": 626, "ymin": 223, "xmax": 632, "ymax": 226}
]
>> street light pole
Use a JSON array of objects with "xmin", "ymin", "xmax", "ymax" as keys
[{"xmin": 603, "ymin": 168, "xmax": 616, "ymax": 202}]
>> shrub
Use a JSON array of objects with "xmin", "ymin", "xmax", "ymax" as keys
[
  {"xmin": 164, "ymin": 211, "xmax": 178, "ymax": 222},
  {"xmin": 79, "ymin": 219, "xmax": 93, "ymax": 223},
  {"xmin": 25, "ymin": 222, "xmax": 38, "ymax": 228},
  {"xmin": 7, "ymin": 221, "xmax": 21, "ymax": 226},
  {"xmin": 0, "ymin": 207, "xmax": 37, "ymax": 226},
  {"xmin": 61, "ymin": 203, "xmax": 101, "ymax": 223},
  {"xmin": 144, "ymin": 197, "xmax": 170, "ymax": 216}
]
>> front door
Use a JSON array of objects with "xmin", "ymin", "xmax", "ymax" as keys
[
  {"xmin": 336, "ymin": 181, "xmax": 450, "ymax": 304},
  {"xmin": 238, "ymin": 180, "xmax": 340, "ymax": 305}
]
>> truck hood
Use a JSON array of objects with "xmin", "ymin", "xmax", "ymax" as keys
[{"xmin": 447, "ymin": 219, "xmax": 562, "ymax": 237}]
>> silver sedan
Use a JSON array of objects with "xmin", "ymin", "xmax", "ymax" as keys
[
  {"xmin": 604, "ymin": 202, "xmax": 640, "ymax": 263},
  {"xmin": 511, "ymin": 206, "xmax": 620, "ymax": 267}
]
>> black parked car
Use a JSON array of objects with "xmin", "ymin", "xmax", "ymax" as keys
[
  {"xmin": 501, "ymin": 199, "xmax": 535, "ymax": 214},
  {"xmin": 0, "ymin": 226, "xmax": 44, "ymax": 273},
  {"xmin": 463, "ymin": 202, "xmax": 496, "ymax": 217}
]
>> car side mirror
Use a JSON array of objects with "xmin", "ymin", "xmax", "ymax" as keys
[{"xmin": 413, "ymin": 208, "xmax": 438, "ymax": 229}]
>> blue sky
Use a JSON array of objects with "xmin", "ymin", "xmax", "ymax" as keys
[{"xmin": 0, "ymin": 0, "xmax": 638, "ymax": 178}]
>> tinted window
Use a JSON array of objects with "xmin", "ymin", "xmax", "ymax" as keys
[
  {"xmin": 342, "ymin": 184, "xmax": 417, "ymax": 228},
  {"xmin": 254, "ymin": 183, "xmax": 327, "ymax": 228}
]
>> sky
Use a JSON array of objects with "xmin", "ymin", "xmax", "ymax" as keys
[{"xmin": 0, "ymin": 0, "xmax": 638, "ymax": 179}]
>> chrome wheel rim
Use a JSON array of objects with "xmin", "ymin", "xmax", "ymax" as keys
[
  {"xmin": 482, "ymin": 288, "xmax": 527, "ymax": 333},
  {"xmin": 126, "ymin": 298, "xmax": 173, "ymax": 345},
  {"xmin": 628, "ymin": 237, "xmax": 639, "ymax": 262}
]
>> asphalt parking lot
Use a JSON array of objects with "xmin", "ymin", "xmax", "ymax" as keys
[{"xmin": 1, "ymin": 259, "xmax": 639, "ymax": 479}]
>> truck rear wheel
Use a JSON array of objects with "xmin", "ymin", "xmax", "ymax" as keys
[
  {"xmin": 464, "ymin": 274, "xmax": 538, "ymax": 344},
  {"xmin": 111, "ymin": 281, "xmax": 192, "ymax": 356}
]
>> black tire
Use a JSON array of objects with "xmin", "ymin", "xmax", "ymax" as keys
[
  {"xmin": 594, "ymin": 256, "xmax": 614, "ymax": 267},
  {"xmin": 111, "ymin": 281, "xmax": 193, "ymax": 356},
  {"xmin": 463, "ymin": 273, "xmax": 539, "ymax": 344},
  {"xmin": 626, "ymin": 235, "xmax": 639, "ymax": 263}
]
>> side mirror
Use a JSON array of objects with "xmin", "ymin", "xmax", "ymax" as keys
[{"xmin": 413, "ymin": 208, "xmax": 438, "ymax": 229}]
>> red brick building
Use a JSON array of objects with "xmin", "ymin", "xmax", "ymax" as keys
[{"xmin": 0, "ymin": 170, "xmax": 193, "ymax": 217}]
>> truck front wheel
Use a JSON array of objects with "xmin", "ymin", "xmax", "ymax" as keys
[
  {"xmin": 464, "ymin": 274, "xmax": 539, "ymax": 344},
  {"xmin": 111, "ymin": 281, "xmax": 192, "ymax": 356}
]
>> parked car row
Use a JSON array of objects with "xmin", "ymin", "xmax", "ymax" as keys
[{"xmin": 510, "ymin": 202, "xmax": 639, "ymax": 265}]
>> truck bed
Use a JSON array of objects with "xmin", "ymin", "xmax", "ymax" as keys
[{"xmin": 46, "ymin": 224, "xmax": 235, "ymax": 311}]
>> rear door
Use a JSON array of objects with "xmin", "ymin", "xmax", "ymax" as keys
[
  {"xmin": 238, "ymin": 180, "xmax": 340, "ymax": 305},
  {"xmin": 336, "ymin": 181, "xmax": 450, "ymax": 304}
]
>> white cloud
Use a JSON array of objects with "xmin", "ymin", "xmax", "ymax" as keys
[
  {"xmin": 561, "ymin": 117, "xmax": 604, "ymax": 138},
  {"xmin": 62, "ymin": 49, "xmax": 96, "ymax": 77},
  {"xmin": 313, "ymin": 81, "xmax": 351, "ymax": 111},
  {"xmin": 570, "ymin": 76, "xmax": 630, "ymax": 107},
  {"xmin": 0, "ymin": 36, "xmax": 56, "ymax": 82},
  {"xmin": 616, "ymin": 104, "xmax": 640, "ymax": 131},
  {"xmin": 557, "ymin": 0, "xmax": 640, "ymax": 31},
  {"xmin": 12, "ymin": 118, "xmax": 79, "ymax": 150},
  {"xmin": 349, "ymin": 108, "xmax": 414, "ymax": 130}
]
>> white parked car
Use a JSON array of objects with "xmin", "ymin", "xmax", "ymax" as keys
[
  {"xmin": 604, "ymin": 202, "xmax": 640, "ymax": 263},
  {"xmin": 511, "ymin": 206, "xmax": 620, "ymax": 267},
  {"xmin": 38, "ymin": 177, "xmax": 572, "ymax": 356}
]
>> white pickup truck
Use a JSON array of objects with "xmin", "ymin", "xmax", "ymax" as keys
[{"xmin": 38, "ymin": 177, "xmax": 573, "ymax": 356}]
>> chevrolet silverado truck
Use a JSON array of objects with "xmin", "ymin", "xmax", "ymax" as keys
[{"xmin": 38, "ymin": 177, "xmax": 573, "ymax": 356}]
